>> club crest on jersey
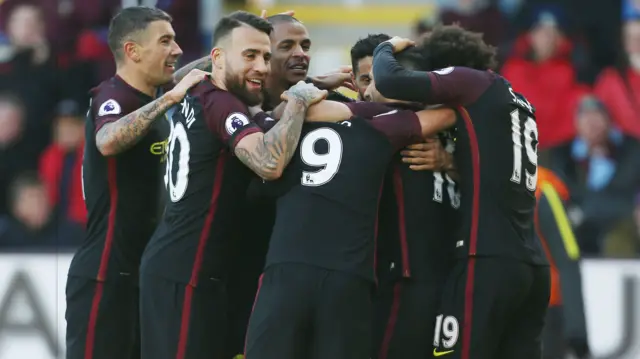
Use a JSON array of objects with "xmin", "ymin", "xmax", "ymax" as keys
[
  {"xmin": 98, "ymin": 99, "xmax": 121, "ymax": 116},
  {"xmin": 225, "ymin": 113, "xmax": 250, "ymax": 135},
  {"xmin": 433, "ymin": 67, "xmax": 454, "ymax": 75}
]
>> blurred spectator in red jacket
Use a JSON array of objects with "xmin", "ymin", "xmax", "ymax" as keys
[
  {"xmin": 501, "ymin": 9, "xmax": 587, "ymax": 149},
  {"xmin": 0, "ymin": 172, "xmax": 83, "ymax": 249},
  {"xmin": 549, "ymin": 95, "xmax": 640, "ymax": 255},
  {"xmin": 594, "ymin": 18, "xmax": 640, "ymax": 140},
  {"xmin": 39, "ymin": 100, "xmax": 86, "ymax": 226}
]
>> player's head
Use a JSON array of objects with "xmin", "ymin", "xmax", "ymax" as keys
[
  {"xmin": 364, "ymin": 47, "xmax": 426, "ymax": 104},
  {"xmin": 350, "ymin": 34, "xmax": 391, "ymax": 100},
  {"xmin": 107, "ymin": 6, "xmax": 182, "ymax": 86},
  {"xmin": 266, "ymin": 15, "xmax": 311, "ymax": 86},
  {"xmin": 419, "ymin": 24, "xmax": 498, "ymax": 71},
  {"xmin": 211, "ymin": 11, "xmax": 272, "ymax": 106}
]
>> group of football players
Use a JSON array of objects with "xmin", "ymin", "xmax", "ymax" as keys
[{"xmin": 65, "ymin": 5, "xmax": 553, "ymax": 359}]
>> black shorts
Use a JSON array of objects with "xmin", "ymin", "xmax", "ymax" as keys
[
  {"xmin": 65, "ymin": 275, "xmax": 140, "ymax": 359},
  {"xmin": 139, "ymin": 274, "xmax": 227, "ymax": 359},
  {"xmin": 372, "ymin": 278, "xmax": 445, "ymax": 359},
  {"xmin": 245, "ymin": 263, "xmax": 372, "ymax": 359},
  {"xmin": 434, "ymin": 257, "xmax": 550, "ymax": 359}
]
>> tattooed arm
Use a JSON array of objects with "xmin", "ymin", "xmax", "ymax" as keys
[
  {"xmin": 95, "ymin": 93, "xmax": 178, "ymax": 156},
  {"xmin": 96, "ymin": 69, "xmax": 209, "ymax": 156},
  {"xmin": 173, "ymin": 56, "xmax": 212, "ymax": 83},
  {"xmin": 233, "ymin": 82, "xmax": 327, "ymax": 180}
]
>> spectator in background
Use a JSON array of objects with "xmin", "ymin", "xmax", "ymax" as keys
[
  {"xmin": 600, "ymin": 192, "xmax": 640, "ymax": 257},
  {"xmin": 501, "ymin": 8, "xmax": 588, "ymax": 151},
  {"xmin": 0, "ymin": 172, "xmax": 83, "ymax": 249},
  {"xmin": 550, "ymin": 95, "xmax": 640, "ymax": 255},
  {"xmin": 0, "ymin": 95, "xmax": 36, "ymax": 215},
  {"xmin": 594, "ymin": 17, "xmax": 640, "ymax": 140},
  {"xmin": 39, "ymin": 100, "xmax": 87, "ymax": 226},
  {"xmin": 437, "ymin": 0, "xmax": 507, "ymax": 47},
  {"xmin": 0, "ymin": 2, "xmax": 63, "ymax": 157}
]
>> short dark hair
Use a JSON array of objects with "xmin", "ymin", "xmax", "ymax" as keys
[
  {"xmin": 419, "ymin": 24, "xmax": 497, "ymax": 71},
  {"xmin": 350, "ymin": 34, "xmax": 391, "ymax": 74},
  {"xmin": 212, "ymin": 11, "xmax": 273, "ymax": 47},
  {"xmin": 107, "ymin": 6, "xmax": 172, "ymax": 62},
  {"xmin": 266, "ymin": 14, "xmax": 301, "ymax": 25}
]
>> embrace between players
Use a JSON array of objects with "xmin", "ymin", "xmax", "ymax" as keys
[{"xmin": 66, "ymin": 6, "xmax": 550, "ymax": 359}]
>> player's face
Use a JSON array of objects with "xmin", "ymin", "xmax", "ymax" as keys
[
  {"xmin": 270, "ymin": 22, "xmax": 311, "ymax": 85},
  {"xmin": 363, "ymin": 70, "xmax": 387, "ymax": 103},
  {"xmin": 353, "ymin": 56, "xmax": 373, "ymax": 101},
  {"xmin": 223, "ymin": 26, "xmax": 271, "ymax": 106},
  {"xmin": 135, "ymin": 20, "xmax": 183, "ymax": 86}
]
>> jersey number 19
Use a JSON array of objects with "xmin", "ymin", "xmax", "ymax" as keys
[{"xmin": 509, "ymin": 109, "xmax": 538, "ymax": 192}]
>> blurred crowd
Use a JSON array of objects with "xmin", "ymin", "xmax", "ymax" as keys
[{"xmin": 0, "ymin": 0, "xmax": 639, "ymax": 258}]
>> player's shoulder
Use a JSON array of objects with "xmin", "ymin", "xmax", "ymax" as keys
[{"xmin": 90, "ymin": 76, "xmax": 148, "ymax": 117}]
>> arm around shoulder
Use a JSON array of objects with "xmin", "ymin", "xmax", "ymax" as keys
[{"xmin": 414, "ymin": 107, "xmax": 456, "ymax": 138}]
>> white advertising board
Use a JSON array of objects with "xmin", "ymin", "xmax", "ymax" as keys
[{"xmin": 0, "ymin": 254, "xmax": 638, "ymax": 359}]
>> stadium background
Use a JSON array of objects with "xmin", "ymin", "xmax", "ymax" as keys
[{"xmin": 0, "ymin": 0, "xmax": 639, "ymax": 358}]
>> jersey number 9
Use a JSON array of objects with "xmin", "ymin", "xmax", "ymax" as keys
[
  {"xmin": 300, "ymin": 128, "xmax": 344, "ymax": 187},
  {"xmin": 509, "ymin": 109, "xmax": 538, "ymax": 192}
]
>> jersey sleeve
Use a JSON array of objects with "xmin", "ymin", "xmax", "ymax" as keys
[
  {"xmin": 203, "ymin": 91, "xmax": 263, "ymax": 150},
  {"xmin": 91, "ymin": 88, "xmax": 137, "ymax": 133},
  {"xmin": 345, "ymin": 101, "xmax": 395, "ymax": 119},
  {"xmin": 372, "ymin": 42, "xmax": 492, "ymax": 105},
  {"xmin": 369, "ymin": 109, "xmax": 423, "ymax": 151},
  {"xmin": 253, "ymin": 111, "xmax": 278, "ymax": 132}
]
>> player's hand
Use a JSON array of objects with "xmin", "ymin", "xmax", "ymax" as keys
[
  {"xmin": 309, "ymin": 66, "xmax": 357, "ymax": 91},
  {"xmin": 260, "ymin": 9, "xmax": 295, "ymax": 18},
  {"xmin": 386, "ymin": 36, "xmax": 415, "ymax": 53},
  {"xmin": 167, "ymin": 69, "xmax": 210, "ymax": 103},
  {"xmin": 400, "ymin": 138, "xmax": 447, "ymax": 171},
  {"xmin": 281, "ymin": 81, "xmax": 328, "ymax": 106}
]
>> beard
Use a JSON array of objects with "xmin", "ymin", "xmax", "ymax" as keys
[{"xmin": 225, "ymin": 69, "xmax": 263, "ymax": 106}]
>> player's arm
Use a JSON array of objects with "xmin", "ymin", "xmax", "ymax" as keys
[
  {"xmin": 234, "ymin": 83, "xmax": 327, "ymax": 180},
  {"xmin": 413, "ymin": 108, "xmax": 457, "ymax": 138},
  {"xmin": 96, "ymin": 69, "xmax": 209, "ymax": 156},
  {"xmin": 173, "ymin": 56, "xmax": 211, "ymax": 82},
  {"xmin": 304, "ymin": 100, "xmax": 399, "ymax": 123},
  {"xmin": 372, "ymin": 42, "xmax": 490, "ymax": 104}
]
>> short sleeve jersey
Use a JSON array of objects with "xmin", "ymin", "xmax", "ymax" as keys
[
  {"xmin": 141, "ymin": 81, "xmax": 267, "ymax": 286},
  {"xmin": 265, "ymin": 103, "xmax": 423, "ymax": 281},
  {"xmin": 69, "ymin": 76, "xmax": 168, "ymax": 282}
]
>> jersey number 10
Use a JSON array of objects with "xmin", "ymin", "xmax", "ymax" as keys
[{"xmin": 509, "ymin": 109, "xmax": 538, "ymax": 192}]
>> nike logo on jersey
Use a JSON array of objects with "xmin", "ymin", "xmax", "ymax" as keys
[
  {"xmin": 373, "ymin": 109, "xmax": 398, "ymax": 118},
  {"xmin": 433, "ymin": 348, "xmax": 454, "ymax": 357}
]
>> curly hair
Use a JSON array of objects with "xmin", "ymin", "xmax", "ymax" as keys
[{"xmin": 419, "ymin": 24, "xmax": 498, "ymax": 71}]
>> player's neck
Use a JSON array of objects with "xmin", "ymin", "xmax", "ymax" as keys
[
  {"xmin": 265, "ymin": 81, "xmax": 288, "ymax": 109},
  {"xmin": 116, "ymin": 68, "xmax": 157, "ymax": 97}
]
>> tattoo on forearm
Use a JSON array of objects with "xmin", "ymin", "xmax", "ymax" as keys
[
  {"xmin": 235, "ymin": 98, "xmax": 307, "ymax": 179},
  {"xmin": 173, "ymin": 56, "xmax": 212, "ymax": 82},
  {"xmin": 96, "ymin": 95, "xmax": 174, "ymax": 155}
]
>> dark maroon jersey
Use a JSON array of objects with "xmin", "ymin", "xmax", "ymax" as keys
[
  {"xmin": 140, "ymin": 80, "xmax": 269, "ymax": 286},
  {"xmin": 69, "ymin": 76, "xmax": 168, "ymax": 282},
  {"xmin": 264, "ymin": 103, "xmax": 423, "ymax": 282}
]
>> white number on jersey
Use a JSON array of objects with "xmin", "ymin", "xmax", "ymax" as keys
[
  {"xmin": 164, "ymin": 121, "xmax": 191, "ymax": 202},
  {"xmin": 510, "ymin": 109, "xmax": 538, "ymax": 191},
  {"xmin": 300, "ymin": 128, "xmax": 344, "ymax": 187},
  {"xmin": 433, "ymin": 172, "xmax": 460, "ymax": 209},
  {"xmin": 433, "ymin": 314, "xmax": 460, "ymax": 349}
]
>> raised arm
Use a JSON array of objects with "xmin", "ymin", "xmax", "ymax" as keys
[
  {"xmin": 233, "ymin": 82, "xmax": 328, "ymax": 180},
  {"xmin": 96, "ymin": 69, "xmax": 209, "ymax": 156},
  {"xmin": 372, "ymin": 42, "xmax": 432, "ymax": 103},
  {"xmin": 173, "ymin": 56, "xmax": 212, "ymax": 83}
]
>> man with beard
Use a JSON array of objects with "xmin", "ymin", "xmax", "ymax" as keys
[
  {"xmin": 138, "ymin": 11, "xmax": 326, "ymax": 359},
  {"xmin": 350, "ymin": 33, "xmax": 391, "ymax": 101},
  {"xmin": 372, "ymin": 26, "xmax": 550, "ymax": 359},
  {"xmin": 65, "ymin": 6, "xmax": 208, "ymax": 359}
]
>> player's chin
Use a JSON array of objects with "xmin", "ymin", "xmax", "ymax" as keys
[
  {"xmin": 244, "ymin": 92, "xmax": 263, "ymax": 107},
  {"xmin": 286, "ymin": 70, "xmax": 308, "ymax": 84}
]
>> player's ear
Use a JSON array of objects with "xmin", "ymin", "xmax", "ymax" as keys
[
  {"xmin": 124, "ymin": 41, "xmax": 141, "ymax": 63},
  {"xmin": 211, "ymin": 47, "xmax": 224, "ymax": 70}
]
